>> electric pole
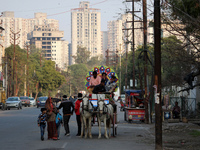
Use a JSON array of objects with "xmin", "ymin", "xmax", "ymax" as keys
[
  {"xmin": 24, "ymin": 42, "xmax": 30, "ymax": 97},
  {"xmin": 143, "ymin": 0, "xmax": 149, "ymax": 124},
  {"xmin": 154, "ymin": 0, "xmax": 162, "ymax": 149},
  {"xmin": 10, "ymin": 28, "xmax": 20, "ymax": 96},
  {"xmin": 132, "ymin": 0, "xmax": 135, "ymax": 89}
]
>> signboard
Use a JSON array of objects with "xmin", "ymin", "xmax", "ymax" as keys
[{"xmin": 126, "ymin": 109, "xmax": 145, "ymax": 121}]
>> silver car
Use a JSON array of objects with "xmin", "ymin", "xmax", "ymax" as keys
[
  {"xmin": 6, "ymin": 97, "xmax": 22, "ymax": 110},
  {"xmin": 29, "ymin": 97, "xmax": 36, "ymax": 106}
]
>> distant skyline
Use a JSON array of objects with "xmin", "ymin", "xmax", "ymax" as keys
[{"xmin": 0, "ymin": 0, "xmax": 151, "ymax": 42}]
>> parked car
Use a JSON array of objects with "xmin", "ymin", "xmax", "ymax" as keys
[
  {"xmin": 6, "ymin": 97, "xmax": 22, "ymax": 110},
  {"xmin": 29, "ymin": 97, "xmax": 36, "ymax": 106},
  {"xmin": 37, "ymin": 96, "xmax": 48, "ymax": 108},
  {"xmin": 20, "ymin": 96, "xmax": 30, "ymax": 107}
]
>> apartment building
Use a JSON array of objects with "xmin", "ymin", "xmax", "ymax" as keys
[
  {"xmin": 101, "ymin": 31, "xmax": 108, "ymax": 58},
  {"xmin": 1, "ymin": 11, "xmax": 59, "ymax": 49},
  {"xmin": 28, "ymin": 24, "xmax": 67, "ymax": 69},
  {"xmin": 71, "ymin": 1, "xmax": 101, "ymax": 64}
]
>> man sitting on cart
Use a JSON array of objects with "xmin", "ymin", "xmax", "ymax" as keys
[
  {"xmin": 92, "ymin": 79, "xmax": 106, "ymax": 94},
  {"xmin": 88, "ymin": 71, "xmax": 102, "ymax": 94},
  {"xmin": 105, "ymin": 75, "xmax": 117, "ymax": 92}
]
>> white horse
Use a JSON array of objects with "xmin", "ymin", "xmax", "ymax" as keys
[
  {"xmin": 97, "ymin": 99, "xmax": 113, "ymax": 139},
  {"xmin": 80, "ymin": 97, "xmax": 93, "ymax": 138}
]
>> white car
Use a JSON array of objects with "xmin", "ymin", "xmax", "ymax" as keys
[
  {"xmin": 29, "ymin": 97, "xmax": 36, "ymax": 106},
  {"xmin": 6, "ymin": 97, "xmax": 22, "ymax": 110}
]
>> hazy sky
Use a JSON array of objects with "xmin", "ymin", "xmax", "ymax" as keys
[{"xmin": 0, "ymin": 0, "xmax": 150, "ymax": 42}]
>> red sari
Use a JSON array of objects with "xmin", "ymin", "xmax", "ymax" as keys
[{"xmin": 45, "ymin": 97, "xmax": 58, "ymax": 140}]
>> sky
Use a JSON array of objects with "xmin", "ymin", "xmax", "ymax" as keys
[{"xmin": 0, "ymin": 0, "xmax": 151, "ymax": 42}]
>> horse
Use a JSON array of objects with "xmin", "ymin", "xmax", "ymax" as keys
[
  {"xmin": 80, "ymin": 97, "xmax": 93, "ymax": 138},
  {"xmin": 97, "ymin": 99, "xmax": 113, "ymax": 139}
]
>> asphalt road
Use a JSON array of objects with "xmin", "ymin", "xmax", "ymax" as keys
[{"xmin": 0, "ymin": 103, "xmax": 155, "ymax": 150}]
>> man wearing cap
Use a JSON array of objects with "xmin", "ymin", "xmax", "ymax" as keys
[
  {"xmin": 58, "ymin": 95, "xmax": 74, "ymax": 136},
  {"xmin": 74, "ymin": 93, "xmax": 83, "ymax": 136}
]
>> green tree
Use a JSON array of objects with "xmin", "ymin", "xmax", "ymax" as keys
[
  {"xmin": 161, "ymin": 36, "xmax": 193, "ymax": 87},
  {"xmin": 73, "ymin": 46, "xmax": 90, "ymax": 64},
  {"xmin": 167, "ymin": 0, "xmax": 200, "ymax": 33},
  {"xmin": 68, "ymin": 64, "xmax": 88, "ymax": 95},
  {"xmin": 39, "ymin": 60, "xmax": 65, "ymax": 94},
  {"xmin": 5, "ymin": 45, "xmax": 27, "ymax": 96}
]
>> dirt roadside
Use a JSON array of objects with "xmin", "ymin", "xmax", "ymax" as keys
[{"xmin": 149, "ymin": 121, "xmax": 200, "ymax": 150}]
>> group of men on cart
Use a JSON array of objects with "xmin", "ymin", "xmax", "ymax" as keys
[{"xmin": 87, "ymin": 71, "xmax": 117, "ymax": 103}]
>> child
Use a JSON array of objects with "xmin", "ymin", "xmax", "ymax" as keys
[
  {"xmin": 56, "ymin": 109, "xmax": 63, "ymax": 139},
  {"xmin": 37, "ymin": 108, "xmax": 47, "ymax": 141}
]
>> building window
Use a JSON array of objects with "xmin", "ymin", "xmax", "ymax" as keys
[
  {"xmin": 42, "ymin": 46, "xmax": 46, "ymax": 49},
  {"xmin": 42, "ymin": 42, "xmax": 46, "ymax": 44},
  {"xmin": 42, "ymin": 38, "xmax": 46, "ymax": 40},
  {"xmin": 52, "ymin": 38, "xmax": 55, "ymax": 40},
  {"xmin": 47, "ymin": 38, "xmax": 51, "ymax": 40},
  {"xmin": 47, "ymin": 42, "xmax": 51, "ymax": 44},
  {"xmin": 37, "ymin": 37, "xmax": 40, "ymax": 40}
]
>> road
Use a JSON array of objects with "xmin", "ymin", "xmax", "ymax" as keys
[{"xmin": 0, "ymin": 102, "xmax": 155, "ymax": 150}]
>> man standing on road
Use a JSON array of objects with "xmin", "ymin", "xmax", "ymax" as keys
[
  {"xmin": 75, "ymin": 93, "xmax": 83, "ymax": 136},
  {"xmin": 58, "ymin": 95, "xmax": 74, "ymax": 136}
]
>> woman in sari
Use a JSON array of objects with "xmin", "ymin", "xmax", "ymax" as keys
[{"xmin": 45, "ymin": 97, "xmax": 58, "ymax": 140}]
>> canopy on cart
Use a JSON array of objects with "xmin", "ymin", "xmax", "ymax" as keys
[
  {"xmin": 125, "ymin": 89, "xmax": 142, "ymax": 96},
  {"xmin": 85, "ymin": 65, "xmax": 119, "ymax": 91}
]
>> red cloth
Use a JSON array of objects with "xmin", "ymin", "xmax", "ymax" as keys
[
  {"xmin": 75, "ymin": 99, "xmax": 82, "ymax": 115},
  {"xmin": 47, "ymin": 121, "xmax": 58, "ymax": 139}
]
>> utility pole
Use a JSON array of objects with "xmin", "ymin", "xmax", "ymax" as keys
[
  {"xmin": 10, "ymin": 28, "xmax": 20, "ymax": 96},
  {"xmin": 105, "ymin": 49, "xmax": 109, "ymax": 66},
  {"xmin": 24, "ymin": 42, "xmax": 30, "ymax": 97},
  {"xmin": 125, "ymin": 0, "xmax": 141, "ymax": 89},
  {"xmin": 143, "ymin": 0, "xmax": 149, "ymax": 124},
  {"xmin": 154, "ymin": 0, "xmax": 162, "ymax": 149},
  {"xmin": 132, "ymin": 0, "xmax": 135, "ymax": 89}
]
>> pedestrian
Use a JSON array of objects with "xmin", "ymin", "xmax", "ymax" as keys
[
  {"xmin": 58, "ymin": 95, "xmax": 74, "ymax": 136},
  {"xmin": 37, "ymin": 108, "xmax": 47, "ymax": 141},
  {"xmin": 75, "ymin": 93, "xmax": 83, "ymax": 136},
  {"xmin": 45, "ymin": 97, "xmax": 58, "ymax": 140},
  {"xmin": 55, "ymin": 109, "xmax": 63, "ymax": 140}
]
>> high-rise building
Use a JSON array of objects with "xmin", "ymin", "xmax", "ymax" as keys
[
  {"xmin": 71, "ymin": 1, "xmax": 101, "ymax": 64},
  {"xmin": 1, "ymin": 12, "xmax": 59, "ymax": 49},
  {"xmin": 107, "ymin": 20, "xmax": 123, "ymax": 54},
  {"xmin": 28, "ymin": 24, "xmax": 66, "ymax": 69},
  {"xmin": 68, "ymin": 43, "xmax": 72, "ymax": 66},
  {"xmin": 101, "ymin": 31, "xmax": 108, "ymax": 58}
]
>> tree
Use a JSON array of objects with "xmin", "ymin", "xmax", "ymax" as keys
[
  {"xmin": 161, "ymin": 36, "xmax": 194, "ymax": 87},
  {"xmin": 87, "ymin": 56, "xmax": 104, "ymax": 69},
  {"xmin": 162, "ymin": 0, "xmax": 200, "ymax": 66},
  {"xmin": 73, "ymin": 46, "xmax": 91, "ymax": 64},
  {"xmin": 39, "ymin": 60, "xmax": 65, "ymax": 94},
  {"xmin": 5, "ymin": 45, "xmax": 27, "ymax": 96},
  {"xmin": 68, "ymin": 64, "xmax": 88, "ymax": 95}
]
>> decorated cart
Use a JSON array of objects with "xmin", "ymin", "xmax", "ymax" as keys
[{"xmin": 85, "ymin": 66, "xmax": 119, "ymax": 136}]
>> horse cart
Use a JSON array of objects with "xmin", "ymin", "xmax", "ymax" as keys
[
  {"xmin": 90, "ymin": 94, "xmax": 117, "ymax": 136},
  {"xmin": 81, "ymin": 65, "xmax": 118, "ymax": 139},
  {"xmin": 80, "ymin": 93, "xmax": 117, "ymax": 139}
]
